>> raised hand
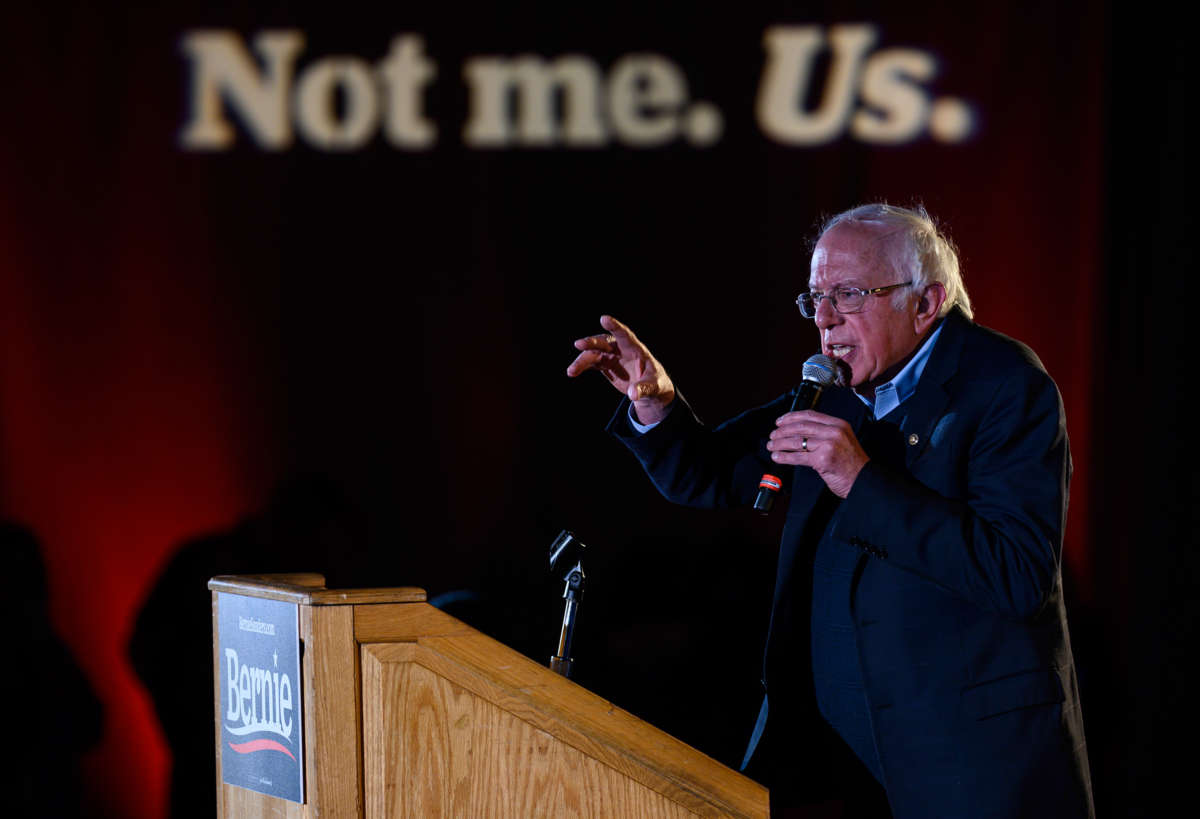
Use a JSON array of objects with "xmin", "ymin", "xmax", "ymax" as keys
[{"xmin": 567, "ymin": 315, "xmax": 676, "ymax": 425}]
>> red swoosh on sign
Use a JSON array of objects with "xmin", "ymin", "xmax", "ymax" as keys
[{"xmin": 228, "ymin": 738, "xmax": 296, "ymax": 760}]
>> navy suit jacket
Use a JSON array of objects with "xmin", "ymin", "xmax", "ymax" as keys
[{"xmin": 610, "ymin": 309, "xmax": 1094, "ymax": 818}]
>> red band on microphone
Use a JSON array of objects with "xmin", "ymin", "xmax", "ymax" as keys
[{"xmin": 758, "ymin": 475, "xmax": 783, "ymax": 492}]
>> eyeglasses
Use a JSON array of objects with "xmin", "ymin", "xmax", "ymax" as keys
[{"xmin": 796, "ymin": 281, "xmax": 913, "ymax": 318}]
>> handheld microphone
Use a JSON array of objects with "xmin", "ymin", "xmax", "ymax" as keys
[{"xmin": 753, "ymin": 354, "xmax": 840, "ymax": 514}]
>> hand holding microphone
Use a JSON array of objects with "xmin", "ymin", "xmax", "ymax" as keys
[
  {"xmin": 753, "ymin": 354, "xmax": 840, "ymax": 513},
  {"xmin": 756, "ymin": 354, "xmax": 867, "ymax": 508}
]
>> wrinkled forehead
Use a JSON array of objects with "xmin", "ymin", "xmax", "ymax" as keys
[{"xmin": 808, "ymin": 222, "xmax": 903, "ymax": 289}]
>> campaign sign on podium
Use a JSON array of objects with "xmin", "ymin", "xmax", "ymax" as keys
[{"xmin": 216, "ymin": 593, "xmax": 305, "ymax": 803}]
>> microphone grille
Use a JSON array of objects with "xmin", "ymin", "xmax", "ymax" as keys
[{"xmin": 802, "ymin": 354, "xmax": 839, "ymax": 387}]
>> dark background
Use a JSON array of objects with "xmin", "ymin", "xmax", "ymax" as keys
[{"xmin": 0, "ymin": 2, "xmax": 1193, "ymax": 816}]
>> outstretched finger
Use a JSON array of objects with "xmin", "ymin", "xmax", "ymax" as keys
[
  {"xmin": 599, "ymin": 315, "xmax": 641, "ymax": 346},
  {"xmin": 573, "ymin": 333, "xmax": 619, "ymax": 352},
  {"xmin": 567, "ymin": 350, "xmax": 631, "ymax": 383},
  {"xmin": 566, "ymin": 349, "xmax": 609, "ymax": 376}
]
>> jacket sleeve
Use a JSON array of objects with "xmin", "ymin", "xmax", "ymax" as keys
[
  {"xmin": 834, "ymin": 363, "xmax": 1071, "ymax": 621},
  {"xmin": 607, "ymin": 391, "xmax": 795, "ymax": 509}
]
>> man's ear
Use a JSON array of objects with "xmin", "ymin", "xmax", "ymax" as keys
[{"xmin": 915, "ymin": 282, "xmax": 947, "ymax": 333}]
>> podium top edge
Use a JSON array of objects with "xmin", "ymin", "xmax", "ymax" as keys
[{"xmin": 208, "ymin": 574, "xmax": 427, "ymax": 605}]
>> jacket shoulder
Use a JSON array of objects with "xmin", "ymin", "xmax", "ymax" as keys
[{"xmin": 954, "ymin": 317, "xmax": 1055, "ymax": 385}]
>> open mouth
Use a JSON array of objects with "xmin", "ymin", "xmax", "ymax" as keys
[{"xmin": 827, "ymin": 344, "xmax": 852, "ymax": 359}]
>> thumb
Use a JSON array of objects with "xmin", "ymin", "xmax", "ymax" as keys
[{"xmin": 629, "ymin": 381, "xmax": 658, "ymax": 401}]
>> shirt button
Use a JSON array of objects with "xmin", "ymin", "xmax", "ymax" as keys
[{"xmin": 908, "ymin": 433, "xmax": 920, "ymax": 446}]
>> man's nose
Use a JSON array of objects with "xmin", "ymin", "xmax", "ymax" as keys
[{"xmin": 814, "ymin": 296, "xmax": 840, "ymax": 330}]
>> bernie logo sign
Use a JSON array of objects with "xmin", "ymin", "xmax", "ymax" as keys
[{"xmin": 217, "ymin": 594, "xmax": 305, "ymax": 803}]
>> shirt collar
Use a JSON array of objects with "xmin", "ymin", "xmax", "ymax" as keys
[{"xmin": 855, "ymin": 320, "xmax": 945, "ymax": 419}]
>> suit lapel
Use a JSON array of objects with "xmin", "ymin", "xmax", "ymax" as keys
[{"xmin": 901, "ymin": 309, "xmax": 968, "ymax": 469}]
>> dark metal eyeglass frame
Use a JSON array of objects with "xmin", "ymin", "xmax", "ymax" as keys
[{"xmin": 796, "ymin": 281, "xmax": 913, "ymax": 318}]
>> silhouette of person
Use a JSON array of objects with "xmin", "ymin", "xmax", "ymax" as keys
[{"xmin": 2, "ymin": 521, "xmax": 103, "ymax": 817}]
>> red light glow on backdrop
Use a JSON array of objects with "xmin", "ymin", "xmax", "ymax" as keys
[{"xmin": 1, "ymin": 164, "xmax": 278, "ymax": 817}]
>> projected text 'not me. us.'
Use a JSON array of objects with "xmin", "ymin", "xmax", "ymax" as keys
[{"xmin": 179, "ymin": 27, "xmax": 975, "ymax": 152}]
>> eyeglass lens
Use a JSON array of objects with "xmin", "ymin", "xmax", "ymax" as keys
[{"xmin": 798, "ymin": 288, "xmax": 866, "ymax": 317}]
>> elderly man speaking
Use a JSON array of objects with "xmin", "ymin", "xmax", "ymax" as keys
[{"xmin": 567, "ymin": 204, "xmax": 1094, "ymax": 818}]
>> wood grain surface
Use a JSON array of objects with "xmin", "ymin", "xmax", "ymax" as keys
[
  {"xmin": 362, "ymin": 644, "xmax": 700, "ymax": 818},
  {"xmin": 212, "ymin": 579, "xmax": 768, "ymax": 818}
]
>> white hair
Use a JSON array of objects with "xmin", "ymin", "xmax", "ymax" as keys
[{"xmin": 820, "ymin": 203, "xmax": 973, "ymax": 319}]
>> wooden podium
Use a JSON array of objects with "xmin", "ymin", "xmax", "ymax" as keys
[{"xmin": 210, "ymin": 574, "xmax": 769, "ymax": 818}]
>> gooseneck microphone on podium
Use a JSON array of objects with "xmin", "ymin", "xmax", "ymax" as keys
[
  {"xmin": 548, "ymin": 530, "xmax": 587, "ymax": 678},
  {"xmin": 752, "ymin": 354, "xmax": 840, "ymax": 514}
]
